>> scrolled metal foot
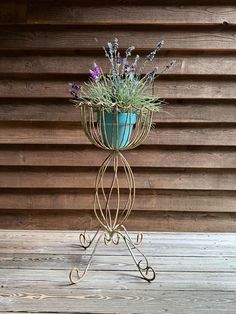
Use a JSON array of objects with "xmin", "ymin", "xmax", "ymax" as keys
[
  {"xmin": 69, "ymin": 266, "xmax": 86, "ymax": 284},
  {"xmin": 120, "ymin": 231, "xmax": 156, "ymax": 282},
  {"xmin": 69, "ymin": 232, "xmax": 102, "ymax": 284},
  {"xmin": 78, "ymin": 228, "xmax": 100, "ymax": 249},
  {"xmin": 137, "ymin": 259, "xmax": 156, "ymax": 282}
]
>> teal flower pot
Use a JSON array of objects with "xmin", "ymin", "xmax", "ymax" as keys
[{"xmin": 99, "ymin": 112, "xmax": 136, "ymax": 148}]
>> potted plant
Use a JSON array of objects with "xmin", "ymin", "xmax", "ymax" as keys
[
  {"xmin": 68, "ymin": 39, "xmax": 176, "ymax": 284},
  {"xmin": 69, "ymin": 38, "xmax": 175, "ymax": 149}
]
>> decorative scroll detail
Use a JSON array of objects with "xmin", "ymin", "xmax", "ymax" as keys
[
  {"xmin": 78, "ymin": 228, "xmax": 100, "ymax": 249},
  {"xmin": 120, "ymin": 225, "xmax": 143, "ymax": 246},
  {"xmin": 94, "ymin": 151, "xmax": 135, "ymax": 232},
  {"xmin": 69, "ymin": 229, "xmax": 155, "ymax": 284},
  {"xmin": 120, "ymin": 232, "xmax": 156, "ymax": 282},
  {"xmin": 69, "ymin": 232, "xmax": 103, "ymax": 284}
]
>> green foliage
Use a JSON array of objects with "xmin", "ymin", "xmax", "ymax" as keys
[{"xmin": 69, "ymin": 39, "xmax": 175, "ymax": 114}]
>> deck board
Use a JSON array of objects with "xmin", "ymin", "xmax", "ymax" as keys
[{"xmin": 0, "ymin": 230, "xmax": 235, "ymax": 313}]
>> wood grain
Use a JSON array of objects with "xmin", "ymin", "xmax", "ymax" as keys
[
  {"xmin": 0, "ymin": 168, "xmax": 235, "ymax": 190},
  {"xmin": 0, "ymin": 122, "xmax": 235, "ymax": 146},
  {"xmin": 1, "ymin": 269, "xmax": 236, "ymax": 291},
  {"xmin": 0, "ymin": 146, "xmax": 235, "ymax": 168},
  {"xmin": 0, "ymin": 230, "xmax": 235, "ymax": 313},
  {"xmin": 0, "ymin": 190, "xmax": 235, "ymax": 212},
  {"xmin": 0, "ymin": 27, "xmax": 236, "ymax": 50},
  {"xmin": 0, "ymin": 211, "xmax": 236, "ymax": 231},
  {"xmin": 1, "ymin": 54, "xmax": 236, "ymax": 75},
  {"xmin": 1, "ymin": 289, "xmax": 236, "ymax": 313},
  {"xmin": 0, "ymin": 99, "xmax": 235, "ymax": 123},
  {"xmin": 1, "ymin": 79, "xmax": 236, "ymax": 99},
  {"xmin": 0, "ymin": 0, "xmax": 27, "ymax": 24},
  {"xmin": 27, "ymin": 4, "xmax": 236, "ymax": 26},
  {"xmin": 1, "ymin": 253, "xmax": 235, "ymax": 271}
]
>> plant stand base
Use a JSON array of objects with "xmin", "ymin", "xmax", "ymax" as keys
[{"xmin": 69, "ymin": 226, "xmax": 156, "ymax": 284}]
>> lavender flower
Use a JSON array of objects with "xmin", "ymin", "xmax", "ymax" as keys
[
  {"xmin": 146, "ymin": 51, "xmax": 156, "ymax": 61},
  {"xmin": 112, "ymin": 38, "xmax": 119, "ymax": 52},
  {"xmin": 69, "ymin": 82, "xmax": 80, "ymax": 90},
  {"xmin": 116, "ymin": 52, "xmax": 121, "ymax": 64},
  {"xmin": 125, "ymin": 46, "xmax": 135, "ymax": 57},
  {"xmin": 133, "ymin": 54, "xmax": 140, "ymax": 67},
  {"xmin": 69, "ymin": 90, "xmax": 80, "ymax": 98},
  {"xmin": 94, "ymin": 63, "xmax": 101, "ymax": 75},
  {"xmin": 90, "ymin": 63, "xmax": 101, "ymax": 80},
  {"xmin": 107, "ymin": 42, "xmax": 114, "ymax": 53},
  {"xmin": 165, "ymin": 60, "xmax": 176, "ymax": 70},
  {"xmin": 145, "ymin": 41, "xmax": 164, "ymax": 63},
  {"xmin": 68, "ymin": 38, "xmax": 176, "ymax": 114},
  {"xmin": 147, "ymin": 66, "xmax": 159, "ymax": 79},
  {"xmin": 121, "ymin": 57, "xmax": 128, "ymax": 74},
  {"xmin": 129, "ymin": 65, "xmax": 136, "ymax": 72},
  {"xmin": 156, "ymin": 40, "xmax": 164, "ymax": 51},
  {"xmin": 125, "ymin": 63, "xmax": 129, "ymax": 70}
]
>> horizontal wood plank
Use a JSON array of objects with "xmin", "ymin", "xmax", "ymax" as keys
[
  {"xmin": 0, "ymin": 99, "xmax": 235, "ymax": 123},
  {"xmin": 1, "ymin": 79, "xmax": 236, "ymax": 99},
  {"xmin": 0, "ymin": 190, "xmax": 235, "ymax": 212},
  {"xmin": 1, "ymin": 230, "xmax": 234, "ymax": 241},
  {"xmin": 1, "ymin": 253, "xmax": 235, "ymax": 272},
  {"xmin": 0, "ymin": 28, "xmax": 236, "ymax": 50},
  {"xmin": 0, "ymin": 55, "xmax": 236, "ymax": 75},
  {"xmin": 1, "ymin": 289, "xmax": 236, "ymax": 313},
  {"xmin": 0, "ymin": 122, "xmax": 235, "ymax": 146},
  {"xmin": 0, "ymin": 230, "xmax": 235, "ymax": 313},
  {"xmin": 27, "ymin": 4, "xmax": 236, "ymax": 26},
  {"xmin": 0, "ymin": 168, "xmax": 235, "ymax": 190},
  {"xmin": 0, "ymin": 146, "xmax": 235, "ymax": 168},
  {"xmin": 0, "ymin": 210, "xmax": 236, "ymax": 232},
  {"xmin": 0, "ymin": 0, "xmax": 27, "ymax": 24},
  {"xmin": 1, "ymin": 269, "xmax": 236, "ymax": 291}
]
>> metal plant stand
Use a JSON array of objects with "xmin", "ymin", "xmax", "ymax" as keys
[{"xmin": 69, "ymin": 103, "xmax": 156, "ymax": 283}]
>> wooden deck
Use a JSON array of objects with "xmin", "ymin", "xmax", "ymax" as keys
[{"xmin": 0, "ymin": 231, "xmax": 236, "ymax": 313}]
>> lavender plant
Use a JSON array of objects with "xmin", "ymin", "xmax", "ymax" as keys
[{"xmin": 69, "ymin": 39, "xmax": 175, "ymax": 113}]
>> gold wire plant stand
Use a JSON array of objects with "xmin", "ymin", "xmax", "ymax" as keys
[{"xmin": 69, "ymin": 103, "xmax": 156, "ymax": 283}]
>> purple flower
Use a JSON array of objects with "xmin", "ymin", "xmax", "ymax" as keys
[
  {"xmin": 129, "ymin": 65, "xmax": 136, "ymax": 72},
  {"xmin": 125, "ymin": 46, "xmax": 135, "ymax": 57},
  {"xmin": 69, "ymin": 90, "xmax": 80, "ymax": 98},
  {"xmin": 148, "ymin": 66, "xmax": 159, "ymax": 79},
  {"xmin": 116, "ymin": 52, "xmax": 121, "ymax": 64},
  {"xmin": 146, "ymin": 51, "xmax": 156, "ymax": 61},
  {"xmin": 69, "ymin": 82, "xmax": 80, "ymax": 90},
  {"xmin": 90, "ymin": 70, "xmax": 99, "ymax": 80},
  {"xmin": 94, "ymin": 63, "xmax": 101, "ymax": 75},
  {"xmin": 90, "ymin": 63, "xmax": 101, "ymax": 80},
  {"xmin": 124, "ymin": 63, "xmax": 129, "ymax": 70},
  {"xmin": 156, "ymin": 40, "xmax": 164, "ymax": 51},
  {"xmin": 112, "ymin": 38, "xmax": 119, "ymax": 52},
  {"xmin": 165, "ymin": 60, "xmax": 176, "ymax": 70}
]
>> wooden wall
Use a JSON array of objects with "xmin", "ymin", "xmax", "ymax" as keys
[{"xmin": 0, "ymin": 0, "xmax": 235, "ymax": 231}]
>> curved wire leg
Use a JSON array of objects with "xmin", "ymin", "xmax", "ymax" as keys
[
  {"xmin": 120, "ymin": 232, "xmax": 156, "ymax": 282},
  {"xmin": 120, "ymin": 224, "xmax": 143, "ymax": 246},
  {"xmin": 69, "ymin": 233, "xmax": 103, "ymax": 284},
  {"xmin": 78, "ymin": 228, "xmax": 101, "ymax": 249}
]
